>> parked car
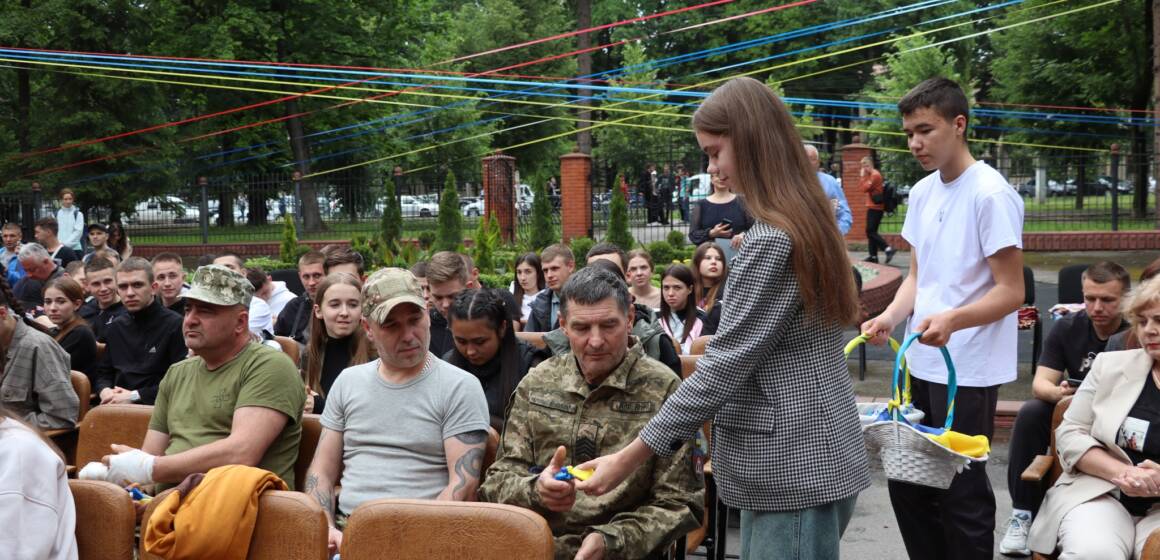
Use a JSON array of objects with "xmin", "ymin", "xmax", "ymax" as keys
[
  {"xmin": 462, "ymin": 197, "xmax": 484, "ymax": 217},
  {"xmin": 687, "ymin": 173, "xmax": 712, "ymax": 202},
  {"xmin": 401, "ymin": 195, "xmax": 439, "ymax": 218},
  {"xmin": 127, "ymin": 196, "xmax": 200, "ymax": 226}
]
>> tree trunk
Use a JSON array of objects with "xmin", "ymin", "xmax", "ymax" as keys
[
  {"xmin": 277, "ymin": 35, "xmax": 325, "ymax": 233},
  {"xmin": 575, "ymin": 0, "xmax": 593, "ymax": 154}
]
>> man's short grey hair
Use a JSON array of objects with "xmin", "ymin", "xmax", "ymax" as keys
[
  {"xmin": 803, "ymin": 144, "xmax": 819, "ymax": 157},
  {"xmin": 18, "ymin": 243, "xmax": 50, "ymax": 262},
  {"xmin": 559, "ymin": 266, "xmax": 632, "ymax": 317}
]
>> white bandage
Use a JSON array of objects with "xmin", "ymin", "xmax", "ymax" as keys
[
  {"xmin": 106, "ymin": 450, "xmax": 156, "ymax": 486},
  {"xmin": 77, "ymin": 462, "xmax": 110, "ymax": 481}
]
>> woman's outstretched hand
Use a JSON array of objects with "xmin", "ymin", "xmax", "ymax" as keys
[{"xmin": 574, "ymin": 438, "xmax": 653, "ymax": 496}]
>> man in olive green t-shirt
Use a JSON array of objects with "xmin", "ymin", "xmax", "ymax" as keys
[{"xmin": 97, "ymin": 265, "xmax": 305, "ymax": 488}]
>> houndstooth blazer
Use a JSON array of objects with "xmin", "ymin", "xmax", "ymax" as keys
[{"xmin": 640, "ymin": 222, "xmax": 870, "ymax": 511}]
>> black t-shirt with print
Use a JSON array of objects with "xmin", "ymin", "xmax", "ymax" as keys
[
  {"xmin": 1039, "ymin": 310, "xmax": 1127, "ymax": 381},
  {"xmin": 1117, "ymin": 377, "xmax": 1160, "ymax": 515}
]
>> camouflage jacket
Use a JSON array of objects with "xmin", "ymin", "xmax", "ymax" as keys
[{"xmin": 479, "ymin": 341, "xmax": 703, "ymax": 560}]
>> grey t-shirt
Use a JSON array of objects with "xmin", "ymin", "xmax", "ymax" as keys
[{"xmin": 320, "ymin": 353, "xmax": 489, "ymax": 516}]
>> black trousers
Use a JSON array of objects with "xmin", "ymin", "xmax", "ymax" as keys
[
  {"xmin": 866, "ymin": 208, "xmax": 890, "ymax": 257},
  {"xmin": 1006, "ymin": 398, "xmax": 1055, "ymax": 514},
  {"xmin": 888, "ymin": 377, "xmax": 1000, "ymax": 560}
]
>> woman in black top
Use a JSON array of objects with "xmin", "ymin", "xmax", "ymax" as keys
[
  {"xmin": 444, "ymin": 288, "xmax": 538, "ymax": 432},
  {"xmin": 688, "ymin": 174, "xmax": 752, "ymax": 247},
  {"xmin": 43, "ymin": 277, "xmax": 97, "ymax": 380},
  {"xmin": 302, "ymin": 273, "xmax": 374, "ymax": 414}
]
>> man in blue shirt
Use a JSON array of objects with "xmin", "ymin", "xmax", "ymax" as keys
[{"xmin": 805, "ymin": 144, "xmax": 852, "ymax": 235}]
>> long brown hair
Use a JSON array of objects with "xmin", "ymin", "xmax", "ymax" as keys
[
  {"xmin": 45, "ymin": 277, "xmax": 87, "ymax": 342},
  {"xmin": 692, "ymin": 77, "xmax": 860, "ymax": 325},
  {"xmin": 692, "ymin": 243, "xmax": 728, "ymax": 314},
  {"xmin": 660, "ymin": 264, "xmax": 699, "ymax": 344},
  {"xmin": 304, "ymin": 273, "xmax": 374, "ymax": 396}
]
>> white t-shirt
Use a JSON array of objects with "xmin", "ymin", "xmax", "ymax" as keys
[
  {"xmin": 0, "ymin": 422, "xmax": 78, "ymax": 560},
  {"xmin": 901, "ymin": 161, "xmax": 1024, "ymax": 387}
]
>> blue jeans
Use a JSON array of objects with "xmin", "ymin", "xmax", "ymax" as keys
[{"xmin": 740, "ymin": 494, "xmax": 858, "ymax": 559}]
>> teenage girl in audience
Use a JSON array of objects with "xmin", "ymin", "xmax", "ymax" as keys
[
  {"xmin": 43, "ymin": 277, "xmax": 97, "ymax": 380},
  {"xmin": 302, "ymin": 273, "xmax": 374, "ymax": 414},
  {"xmin": 0, "ymin": 404, "xmax": 77, "ymax": 560},
  {"xmin": 627, "ymin": 249, "xmax": 662, "ymax": 310},
  {"xmin": 444, "ymin": 288, "xmax": 539, "ymax": 431},
  {"xmin": 510, "ymin": 253, "xmax": 544, "ymax": 328},
  {"xmin": 658, "ymin": 264, "xmax": 708, "ymax": 353},
  {"xmin": 692, "ymin": 242, "xmax": 728, "ymax": 333},
  {"xmin": 107, "ymin": 221, "xmax": 132, "ymax": 260}
]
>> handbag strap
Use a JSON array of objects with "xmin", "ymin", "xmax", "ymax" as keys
[{"xmin": 894, "ymin": 332, "xmax": 957, "ymax": 430}]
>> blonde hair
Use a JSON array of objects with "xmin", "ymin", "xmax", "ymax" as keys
[
  {"xmin": 1125, "ymin": 277, "xmax": 1160, "ymax": 334},
  {"xmin": 692, "ymin": 77, "xmax": 859, "ymax": 325}
]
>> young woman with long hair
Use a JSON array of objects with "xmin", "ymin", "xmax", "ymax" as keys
[
  {"xmin": 43, "ymin": 277, "xmax": 97, "ymax": 379},
  {"xmin": 574, "ymin": 77, "xmax": 868, "ymax": 558},
  {"xmin": 106, "ymin": 221, "xmax": 132, "ymax": 260},
  {"xmin": 692, "ymin": 242, "xmax": 728, "ymax": 333},
  {"xmin": 658, "ymin": 264, "xmax": 706, "ymax": 352},
  {"xmin": 0, "ymin": 403, "xmax": 77, "ymax": 559},
  {"xmin": 302, "ymin": 273, "xmax": 375, "ymax": 414},
  {"xmin": 509, "ymin": 253, "xmax": 545, "ymax": 327},
  {"xmin": 444, "ymin": 288, "xmax": 538, "ymax": 431},
  {"xmin": 626, "ymin": 249, "xmax": 661, "ymax": 310}
]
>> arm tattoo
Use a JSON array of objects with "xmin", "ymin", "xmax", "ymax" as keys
[
  {"xmin": 304, "ymin": 472, "xmax": 335, "ymax": 523},
  {"xmin": 454, "ymin": 430, "xmax": 488, "ymax": 445},
  {"xmin": 451, "ymin": 447, "xmax": 485, "ymax": 500}
]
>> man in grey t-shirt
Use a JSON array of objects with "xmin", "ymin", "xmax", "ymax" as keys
[{"xmin": 304, "ymin": 268, "xmax": 489, "ymax": 555}]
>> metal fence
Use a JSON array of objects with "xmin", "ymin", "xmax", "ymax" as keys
[
  {"xmin": 875, "ymin": 150, "xmax": 1157, "ymax": 234},
  {"xmin": 2, "ymin": 148, "xmax": 1153, "ymax": 248}
]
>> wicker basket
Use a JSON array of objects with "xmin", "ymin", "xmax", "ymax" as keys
[
  {"xmin": 864, "ymin": 418, "xmax": 976, "ymax": 489},
  {"xmin": 859, "ymin": 332, "xmax": 987, "ymax": 489}
]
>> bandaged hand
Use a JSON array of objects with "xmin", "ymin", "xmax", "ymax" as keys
[{"xmin": 104, "ymin": 448, "xmax": 156, "ymax": 486}]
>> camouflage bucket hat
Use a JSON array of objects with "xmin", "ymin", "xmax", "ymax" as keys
[
  {"xmin": 185, "ymin": 264, "xmax": 254, "ymax": 308},
  {"xmin": 363, "ymin": 267, "xmax": 426, "ymax": 324}
]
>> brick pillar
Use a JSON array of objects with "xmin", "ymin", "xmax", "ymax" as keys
[
  {"xmin": 482, "ymin": 151, "xmax": 517, "ymax": 242},
  {"xmin": 841, "ymin": 141, "xmax": 873, "ymax": 242},
  {"xmin": 560, "ymin": 150, "xmax": 592, "ymax": 242}
]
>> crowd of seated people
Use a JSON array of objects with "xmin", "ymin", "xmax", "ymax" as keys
[{"xmin": 21, "ymin": 217, "xmax": 1160, "ymax": 560}]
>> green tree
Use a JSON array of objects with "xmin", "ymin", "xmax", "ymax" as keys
[
  {"xmin": 605, "ymin": 175, "xmax": 634, "ymax": 251},
  {"xmin": 380, "ymin": 173, "xmax": 403, "ymax": 251},
  {"xmin": 279, "ymin": 213, "xmax": 298, "ymax": 263},
  {"xmin": 528, "ymin": 180, "xmax": 556, "ymax": 252},
  {"xmin": 436, "ymin": 171, "xmax": 463, "ymax": 252},
  {"xmin": 473, "ymin": 214, "xmax": 500, "ymax": 273}
]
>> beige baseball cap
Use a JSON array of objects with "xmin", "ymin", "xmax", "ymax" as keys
[
  {"xmin": 185, "ymin": 264, "xmax": 253, "ymax": 308},
  {"xmin": 362, "ymin": 268, "xmax": 426, "ymax": 324}
]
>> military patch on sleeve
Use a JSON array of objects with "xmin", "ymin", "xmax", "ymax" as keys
[
  {"xmin": 611, "ymin": 400, "xmax": 655, "ymax": 413},
  {"xmin": 528, "ymin": 392, "xmax": 578, "ymax": 413}
]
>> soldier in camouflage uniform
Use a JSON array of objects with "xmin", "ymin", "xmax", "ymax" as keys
[{"xmin": 479, "ymin": 267, "xmax": 703, "ymax": 560}]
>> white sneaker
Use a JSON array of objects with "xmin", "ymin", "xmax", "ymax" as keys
[{"xmin": 999, "ymin": 512, "xmax": 1032, "ymax": 557}]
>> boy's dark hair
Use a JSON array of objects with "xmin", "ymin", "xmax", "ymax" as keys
[
  {"xmin": 897, "ymin": 77, "xmax": 970, "ymax": 132},
  {"xmin": 151, "ymin": 252, "xmax": 183, "ymax": 267},
  {"xmin": 1083, "ymin": 261, "xmax": 1131, "ymax": 292},
  {"xmin": 35, "ymin": 217, "xmax": 59, "ymax": 236},
  {"xmin": 586, "ymin": 242, "xmax": 628, "ymax": 272}
]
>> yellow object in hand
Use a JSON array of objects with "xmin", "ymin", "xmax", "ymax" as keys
[
  {"xmin": 926, "ymin": 431, "xmax": 990, "ymax": 458},
  {"xmin": 566, "ymin": 466, "xmax": 593, "ymax": 481}
]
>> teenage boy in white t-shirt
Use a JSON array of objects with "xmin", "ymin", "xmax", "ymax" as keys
[{"xmin": 862, "ymin": 77, "xmax": 1025, "ymax": 560}]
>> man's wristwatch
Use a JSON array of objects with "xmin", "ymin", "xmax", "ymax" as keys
[{"xmin": 129, "ymin": 390, "xmax": 141, "ymax": 403}]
